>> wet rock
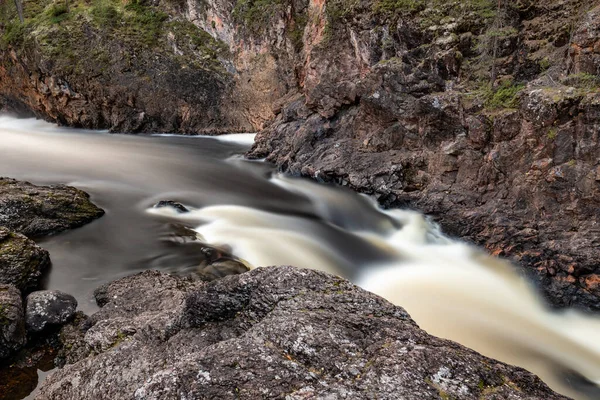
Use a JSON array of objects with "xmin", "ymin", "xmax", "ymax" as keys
[
  {"xmin": 0, "ymin": 227, "xmax": 50, "ymax": 292},
  {"xmin": 0, "ymin": 178, "xmax": 104, "ymax": 237},
  {"xmin": 154, "ymin": 200, "xmax": 190, "ymax": 213},
  {"xmin": 0, "ymin": 284, "xmax": 26, "ymax": 360},
  {"xmin": 40, "ymin": 267, "xmax": 567, "ymax": 399},
  {"xmin": 25, "ymin": 291, "xmax": 77, "ymax": 333},
  {"xmin": 196, "ymin": 246, "xmax": 250, "ymax": 280}
]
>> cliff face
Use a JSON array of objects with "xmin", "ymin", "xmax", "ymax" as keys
[
  {"xmin": 249, "ymin": 0, "xmax": 600, "ymax": 310},
  {"xmin": 2, "ymin": 0, "xmax": 600, "ymax": 309},
  {"xmin": 0, "ymin": 0, "xmax": 254, "ymax": 133}
]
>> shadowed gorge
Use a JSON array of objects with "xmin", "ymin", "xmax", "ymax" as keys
[{"xmin": 1, "ymin": 0, "xmax": 600, "ymax": 399}]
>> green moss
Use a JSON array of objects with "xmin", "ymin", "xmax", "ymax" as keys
[
  {"xmin": 165, "ymin": 19, "xmax": 229, "ymax": 71},
  {"xmin": 547, "ymin": 128, "xmax": 557, "ymax": 140}
]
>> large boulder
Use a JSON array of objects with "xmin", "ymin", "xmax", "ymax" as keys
[
  {"xmin": 0, "ymin": 284, "xmax": 26, "ymax": 360},
  {"xmin": 0, "ymin": 227, "xmax": 50, "ymax": 292},
  {"xmin": 38, "ymin": 267, "xmax": 567, "ymax": 400},
  {"xmin": 25, "ymin": 290, "xmax": 77, "ymax": 333},
  {"xmin": 0, "ymin": 178, "xmax": 104, "ymax": 237}
]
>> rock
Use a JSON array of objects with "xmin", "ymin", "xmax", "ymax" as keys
[
  {"xmin": 246, "ymin": 2, "xmax": 600, "ymax": 312},
  {"xmin": 0, "ymin": 227, "xmax": 50, "ymax": 292},
  {"xmin": 25, "ymin": 291, "xmax": 77, "ymax": 333},
  {"xmin": 154, "ymin": 200, "xmax": 190, "ymax": 213},
  {"xmin": 39, "ymin": 267, "xmax": 567, "ymax": 399},
  {"xmin": 0, "ymin": 284, "xmax": 26, "ymax": 360},
  {"xmin": 0, "ymin": 178, "xmax": 105, "ymax": 237}
]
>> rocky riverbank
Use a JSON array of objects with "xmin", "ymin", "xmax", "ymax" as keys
[
  {"xmin": 0, "ymin": 178, "xmax": 103, "ymax": 397},
  {"xmin": 34, "ymin": 266, "xmax": 568, "ymax": 399},
  {"xmin": 0, "ymin": 177, "xmax": 571, "ymax": 399}
]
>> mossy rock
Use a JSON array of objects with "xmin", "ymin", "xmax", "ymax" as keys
[
  {"xmin": 0, "ymin": 227, "xmax": 51, "ymax": 292},
  {"xmin": 0, "ymin": 284, "xmax": 26, "ymax": 360},
  {"xmin": 0, "ymin": 177, "xmax": 104, "ymax": 238}
]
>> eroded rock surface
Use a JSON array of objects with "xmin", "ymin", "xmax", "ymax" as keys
[
  {"xmin": 0, "ymin": 178, "xmax": 104, "ymax": 237},
  {"xmin": 0, "ymin": 284, "xmax": 26, "ymax": 360},
  {"xmin": 38, "ymin": 267, "xmax": 567, "ymax": 400},
  {"xmin": 0, "ymin": 227, "xmax": 50, "ymax": 292},
  {"xmin": 25, "ymin": 290, "xmax": 77, "ymax": 333},
  {"xmin": 248, "ymin": 0, "xmax": 600, "ymax": 311}
]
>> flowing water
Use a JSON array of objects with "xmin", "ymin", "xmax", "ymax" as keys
[{"xmin": 1, "ymin": 115, "xmax": 600, "ymax": 400}]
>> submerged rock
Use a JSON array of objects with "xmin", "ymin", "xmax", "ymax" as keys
[
  {"xmin": 154, "ymin": 200, "xmax": 190, "ymax": 213},
  {"xmin": 0, "ymin": 178, "xmax": 105, "ymax": 237},
  {"xmin": 25, "ymin": 290, "xmax": 77, "ymax": 334},
  {"xmin": 0, "ymin": 284, "xmax": 26, "ymax": 360},
  {"xmin": 0, "ymin": 227, "xmax": 50, "ymax": 292},
  {"xmin": 39, "ymin": 267, "xmax": 567, "ymax": 399}
]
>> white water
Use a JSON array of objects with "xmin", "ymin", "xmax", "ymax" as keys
[
  {"xmin": 152, "ymin": 175, "xmax": 600, "ymax": 400},
  {"xmin": 2, "ymin": 115, "xmax": 600, "ymax": 399}
]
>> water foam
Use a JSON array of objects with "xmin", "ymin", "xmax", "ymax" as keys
[{"xmin": 150, "ymin": 174, "xmax": 600, "ymax": 400}]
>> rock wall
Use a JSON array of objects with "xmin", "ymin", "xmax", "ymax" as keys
[{"xmin": 249, "ymin": 0, "xmax": 600, "ymax": 311}]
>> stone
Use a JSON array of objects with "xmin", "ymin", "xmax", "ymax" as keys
[
  {"xmin": 0, "ymin": 178, "xmax": 105, "ymax": 237},
  {"xmin": 154, "ymin": 200, "xmax": 190, "ymax": 213},
  {"xmin": 25, "ymin": 290, "xmax": 78, "ymax": 333},
  {"xmin": 0, "ymin": 284, "xmax": 26, "ymax": 360},
  {"xmin": 38, "ymin": 267, "xmax": 567, "ymax": 399},
  {"xmin": 0, "ymin": 227, "xmax": 50, "ymax": 292}
]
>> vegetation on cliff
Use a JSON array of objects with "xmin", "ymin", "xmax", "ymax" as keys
[{"xmin": 0, "ymin": 0, "xmax": 229, "ymax": 74}]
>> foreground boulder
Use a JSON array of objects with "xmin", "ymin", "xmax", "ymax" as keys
[
  {"xmin": 39, "ymin": 267, "xmax": 566, "ymax": 399},
  {"xmin": 0, "ymin": 227, "xmax": 50, "ymax": 292},
  {"xmin": 25, "ymin": 290, "xmax": 77, "ymax": 334},
  {"xmin": 0, "ymin": 284, "xmax": 26, "ymax": 360},
  {"xmin": 0, "ymin": 178, "xmax": 104, "ymax": 237}
]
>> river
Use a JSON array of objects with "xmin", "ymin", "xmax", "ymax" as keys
[{"xmin": 1, "ymin": 115, "xmax": 599, "ymax": 400}]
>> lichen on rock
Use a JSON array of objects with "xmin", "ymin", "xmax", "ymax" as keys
[
  {"xmin": 0, "ymin": 227, "xmax": 50, "ymax": 292},
  {"xmin": 39, "ymin": 267, "xmax": 568, "ymax": 399},
  {"xmin": 0, "ymin": 177, "xmax": 104, "ymax": 238}
]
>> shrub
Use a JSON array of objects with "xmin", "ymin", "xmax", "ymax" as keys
[
  {"xmin": 563, "ymin": 72, "xmax": 600, "ymax": 90},
  {"xmin": 232, "ymin": 0, "xmax": 285, "ymax": 33},
  {"xmin": 483, "ymin": 80, "xmax": 525, "ymax": 109},
  {"xmin": 1, "ymin": 22, "xmax": 27, "ymax": 48},
  {"xmin": 47, "ymin": 2, "xmax": 70, "ymax": 24},
  {"xmin": 91, "ymin": 2, "xmax": 122, "ymax": 27},
  {"xmin": 373, "ymin": 0, "xmax": 424, "ymax": 15},
  {"xmin": 124, "ymin": 0, "xmax": 168, "ymax": 45}
]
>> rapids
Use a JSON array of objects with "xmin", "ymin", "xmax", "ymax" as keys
[{"xmin": 1, "ymin": 115, "xmax": 599, "ymax": 400}]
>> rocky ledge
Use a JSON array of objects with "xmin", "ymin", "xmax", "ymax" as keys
[
  {"xmin": 0, "ymin": 177, "xmax": 104, "ymax": 238},
  {"xmin": 36, "ymin": 266, "xmax": 567, "ymax": 400}
]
